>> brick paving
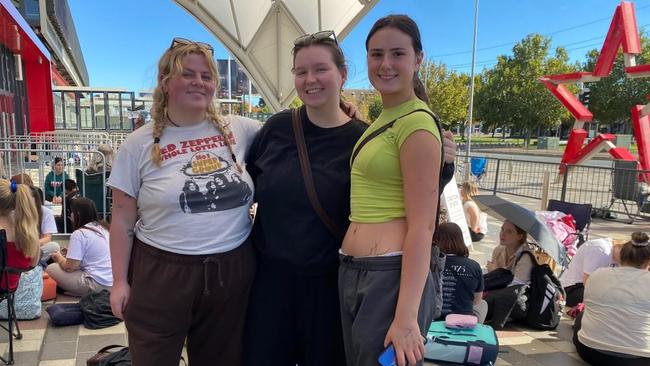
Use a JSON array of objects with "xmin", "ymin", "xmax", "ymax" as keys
[{"xmin": 0, "ymin": 193, "xmax": 646, "ymax": 365}]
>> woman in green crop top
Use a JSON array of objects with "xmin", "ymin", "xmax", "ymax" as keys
[{"xmin": 339, "ymin": 15, "xmax": 442, "ymax": 366}]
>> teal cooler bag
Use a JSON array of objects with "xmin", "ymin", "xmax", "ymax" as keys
[{"xmin": 425, "ymin": 321, "xmax": 499, "ymax": 365}]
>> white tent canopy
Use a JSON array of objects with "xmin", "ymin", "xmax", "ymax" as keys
[{"xmin": 173, "ymin": 0, "xmax": 379, "ymax": 112}]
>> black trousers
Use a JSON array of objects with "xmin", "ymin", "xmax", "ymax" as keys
[
  {"xmin": 469, "ymin": 227, "xmax": 485, "ymax": 242},
  {"xmin": 564, "ymin": 283, "xmax": 584, "ymax": 307},
  {"xmin": 244, "ymin": 257, "xmax": 345, "ymax": 366}
]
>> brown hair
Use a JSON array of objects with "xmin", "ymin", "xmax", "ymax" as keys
[
  {"xmin": 504, "ymin": 220, "xmax": 527, "ymax": 245},
  {"xmin": 150, "ymin": 41, "xmax": 241, "ymax": 172},
  {"xmin": 620, "ymin": 232, "xmax": 650, "ymax": 268},
  {"xmin": 71, "ymin": 197, "xmax": 110, "ymax": 235},
  {"xmin": 435, "ymin": 222, "xmax": 469, "ymax": 257},
  {"xmin": 10, "ymin": 173, "xmax": 34, "ymax": 187},
  {"xmin": 365, "ymin": 14, "xmax": 428, "ymax": 103},
  {"xmin": 0, "ymin": 179, "xmax": 40, "ymax": 258},
  {"xmin": 292, "ymin": 34, "xmax": 348, "ymax": 112}
]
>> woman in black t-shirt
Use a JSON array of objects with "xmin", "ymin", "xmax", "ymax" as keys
[
  {"xmin": 435, "ymin": 222, "xmax": 487, "ymax": 323},
  {"xmin": 244, "ymin": 32, "xmax": 366, "ymax": 366}
]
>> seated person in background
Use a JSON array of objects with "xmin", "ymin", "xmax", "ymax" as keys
[
  {"xmin": 44, "ymin": 157, "xmax": 70, "ymax": 203},
  {"xmin": 11, "ymin": 174, "xmax": 60, "ymax": 266},
  {"xmin": 573, "ymin": 231, "xmax": 650, "ymax": 366},
  {"xmin": 484, "ymin": 220, "xmax": 535, "ymax": 329},
  {"xmin": 461, "ymin": 181, "xmax": 487, "ymax": 242},
  {"xmin": 560, "ymin": 237, "xmax": 623, "ymax": 309},
  {"xmin": 0, "ymin": 179, "xmax": 41, "ymax": 289},
  {"xmin": 55, "ymin": 179, "xmax": 78, "ymax": 234},
  {"xmin": 85, "ymin": 144, "xmax": 113, "ymax": 175},
  {"xmin": 436, "ymin": 222, "xmax": 487, "ymax": 323},
  {"xmin": 46, "ymin": 198, "xmax": 112, "ymax": 296}
]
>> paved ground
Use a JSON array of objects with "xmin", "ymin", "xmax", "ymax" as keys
[{"xmin": 1, "ymin": 193, "xmax": 647, "ymax": 365}]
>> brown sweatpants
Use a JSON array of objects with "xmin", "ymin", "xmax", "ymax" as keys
[{"xmin": 125, "ymin": 238, "xmax": 255, "ymax": 366}]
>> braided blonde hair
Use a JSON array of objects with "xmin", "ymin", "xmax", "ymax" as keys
[{"xmin": 150, "ymin": 42, "xmax": 242, "ymax": 172}]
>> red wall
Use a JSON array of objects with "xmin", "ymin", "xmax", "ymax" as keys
[
  {"xmin": 1, "ymin": 0, "xmax": 54, "ymax": 133},
  {"xmin": 24, "ymin": 60, "xmax": 54, "ymax": 132}
]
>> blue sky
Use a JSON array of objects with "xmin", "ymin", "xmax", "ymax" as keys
[{"xmin": 68, "ymin": 0, "xmax": 650, "ymax": 92}]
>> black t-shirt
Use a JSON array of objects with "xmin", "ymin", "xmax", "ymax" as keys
[
  {"xmin": 246, "ymin": 108, "xmax": 367, "ymax": 274},
  {"xmin": 441, "ymin": 255, "xmax": 484, "ymax": 317}
]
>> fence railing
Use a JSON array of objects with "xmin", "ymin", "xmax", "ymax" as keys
[
  {"xmin": 0, "ymin": 148, "xmax": 110, "ymax": 232},
  {"xmin": 456, "ymin": 156, "xmax": 650, "ymax": 220}
]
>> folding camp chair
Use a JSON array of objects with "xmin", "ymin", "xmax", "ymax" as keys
[
  {"xmin": 608, "ymin": 160, "xmax": 645, "ymax": 224},
  {"xmin": 0, "ymin": 230, "xmax": 31, "ymax": 365},
  {"xmin": 470, "ymin": 157, "xmax": 488, "ymax": 186},
  {"xmin": 547, "ymin": 199, "xmax": 592, "ymax": 247}
]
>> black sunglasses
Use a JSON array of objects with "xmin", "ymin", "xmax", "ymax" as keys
[
  {"xmin": 170, "ymin": 37, "xmax": 215, "ymax": 55},
  {"xmin": 293, "ymin": 30, "xmax": 338, "ymax": 46}
]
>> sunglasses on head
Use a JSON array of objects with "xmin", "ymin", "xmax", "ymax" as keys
[
  {"xmin": 169, "ymin": 37, "xmax": 215, "ymax": 55},
  {"xmin": 293, "ymin": 30, "xmax": 338, "ymax": 46}
]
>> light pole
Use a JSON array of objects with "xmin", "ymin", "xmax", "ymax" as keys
[{"xmin": 465, "ymin": 0, "xmax": 479, "ymax": 181}]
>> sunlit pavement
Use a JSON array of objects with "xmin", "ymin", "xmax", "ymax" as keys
[{"xmin": 2, "ymin": 193, "xmax": 647, "ymax": 365}]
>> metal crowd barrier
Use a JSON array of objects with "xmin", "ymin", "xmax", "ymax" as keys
[
  {"xmin": 0, "ymin": 148, "xmax": 109, "ymax": 233},
  {"xmin": 455, "ymin": 155, "xmax": 650, "ymax": 220}
]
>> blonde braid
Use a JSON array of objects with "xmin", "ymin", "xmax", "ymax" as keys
[
  {"xmin": 150, "ymin": 118, "xmax": 166, "ymax": 166},
  {"xmin": 207, "ymin": 106, "xmax": 243, "ymax": 173},
  {"xmin": 150, "ymin": 68, "xmax": 169, "ymax": 166}
]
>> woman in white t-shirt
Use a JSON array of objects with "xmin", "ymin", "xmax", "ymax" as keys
[
  {"xmin": 574, "ymin": 231, "xmax": 650, "ymax": 365},
  {"xmin": 461, "ymin": 181, "xmax": 487, "ymax": 242},
  {"xmin": 46, "ymin": 198, "xmax": 111, "ymax": 296},
  {"xmin": 107, "ymin": 39, "xmax": 260, "ymax": 366}
]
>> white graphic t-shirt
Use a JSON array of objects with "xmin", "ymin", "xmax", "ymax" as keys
[{"xmin": 108, "ymin": 115, "xmax": 261, "ymax": 255}]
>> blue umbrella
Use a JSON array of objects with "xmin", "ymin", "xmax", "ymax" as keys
[{"xmin": 473, "ymin": 195, "xmax": 569, "ymax": 266}]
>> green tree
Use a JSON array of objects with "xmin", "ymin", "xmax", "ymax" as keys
[
  {"xmin": 367, "ymin": 94, "xmax": 383, "ymax": 122},
  {"xmin": 288, "ymin": 96, "xmax": 303, "ymax": 109},
  {"xmin": 474, "ymin": 34, "xmax": 576, "ymax": 145},
  {"xmin": 420, "ymin": 61, "xmax": 472, "ymax": 135}
]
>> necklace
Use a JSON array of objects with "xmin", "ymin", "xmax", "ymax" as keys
[{"xmin": 167, "ymin": 113, "xmax": 181, "ymax": 127}]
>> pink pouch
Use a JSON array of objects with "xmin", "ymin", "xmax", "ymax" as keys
[{"xmin": 444, "ymin": 313, "xmax": 478, "ymax": 329}]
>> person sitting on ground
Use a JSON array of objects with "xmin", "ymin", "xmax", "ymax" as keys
[
  {"xmin": 573, "ymin": 231, "xmax": 650, "ymax": 366},
  {"xmin": 0, "ymin": 179, "xmax": 41, "ymax": 290},
  {"xmin": 46, "ymin": 198, "xmax": 112, "ymax": 296},
  {"xmin": 483, "ymin": 220, "xmax": 535, "ymax": 329},
  {"xmin": 86, "ymin": 144, "xmax": 114, "ymax": 175},
  {"xmin": 461, "ymin": 181, "xmax": 487, "ymax": 242},
  {"xmin": 436, "ymin": 222, "xmax": 487, "ymax": 323},
  {"xmin": 10, "ymin": 174, "xmax": 60, "ymax": 266},
  {"xmin": 55, "ymin": 179, "xmax": 79, "ymax": 234},
  {"xmin": 44, "ymin": 157, "xmax": 70, "ymax": 204},
  {"xmin": 560, "ymin": 237, "xmax": 623, "ymax": 310}
]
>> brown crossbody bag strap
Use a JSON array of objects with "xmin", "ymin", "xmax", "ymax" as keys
[{"xmin": 291, "ymin": 107, "xmax": 343, "ymax": 239}]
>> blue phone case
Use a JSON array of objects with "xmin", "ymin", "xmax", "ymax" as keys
[{"xmin": 378, "ymin": 345, "xmax": 396, "ymax": 366}]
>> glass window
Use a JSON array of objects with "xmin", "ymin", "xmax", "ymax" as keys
[
  {"xmin": 53, "ymin": 92, "xmax": 64, "ymax": 129},
  {"xmin": 121, "ymin": 93, "xmax": 134, "ymax": 130},
  {"xmin": 78, "ymin": 92, "xmax": 93, "ymax": 129},
  {"xmin": 107, "ymin": 93, "xmax": 122, "ymax": 130},
  {"xmin": 64, "ymin": 92, "xmax": 77, "ymax": 130},
  {"xmin": 93, "ymin": 92, "xmax": 106, "ymax": 130}
]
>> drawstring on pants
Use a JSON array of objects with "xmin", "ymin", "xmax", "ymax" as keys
[{"xmin": 202, "ymin": 257, "xmax": 224, "ymax": 295}]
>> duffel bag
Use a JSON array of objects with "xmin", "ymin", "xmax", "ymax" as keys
[{"xmin": 425, "ymin": 321, "xmax": 499, "ymax": 365}]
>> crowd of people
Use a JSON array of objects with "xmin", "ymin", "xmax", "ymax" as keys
[{"xmin": 0, "ymin": 13, "xmax": 647, "ymax": 366}]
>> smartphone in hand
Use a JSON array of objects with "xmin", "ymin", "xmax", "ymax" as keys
[
  {"xmin": 378, "ymin": 345, "xmax": 396, "ymax": 366},
  {"xmin": 378, "ymin": 338, "xmax": 429, "ymax": 366}
]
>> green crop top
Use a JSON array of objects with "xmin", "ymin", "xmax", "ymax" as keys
[{"xmin": 350, "ymin": 98, "xmax": 441, "ymax": 223}]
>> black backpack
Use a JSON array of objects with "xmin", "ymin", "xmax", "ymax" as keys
[{"xmin": 519, "ymin": 251, "xmax": 565, "ymax": 330}]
